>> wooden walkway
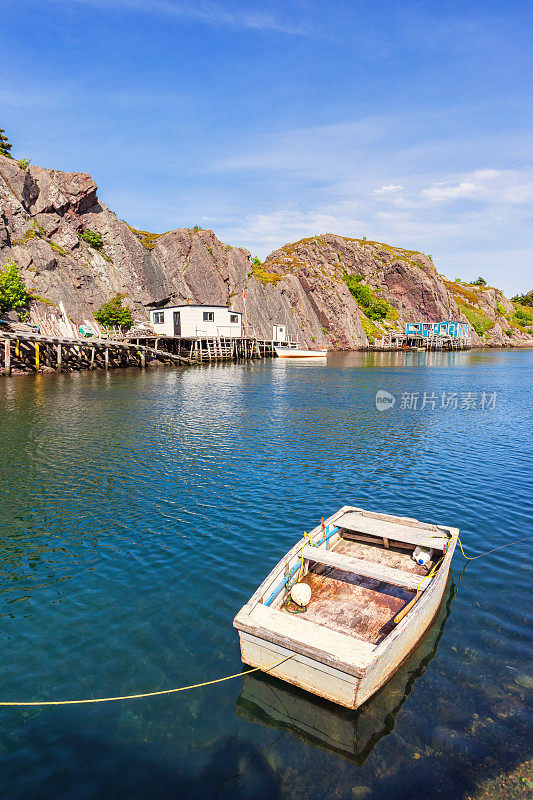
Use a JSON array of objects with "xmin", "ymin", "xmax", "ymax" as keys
[
  {"xmin": 0, "ymin": 331, "xmax": 191, "ymax": 376},
  {"xmin": 0, "ymin": 332, "xmax": 276, "ymax": 376}
]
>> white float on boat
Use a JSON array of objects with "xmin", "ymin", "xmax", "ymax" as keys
[
  {"xmin": 233, "ymin": 506, "xmax": 458, "ymax": 709},
  {"xmin": 275, "ymin": 346, "xmax": 327, "ymax": 358}
]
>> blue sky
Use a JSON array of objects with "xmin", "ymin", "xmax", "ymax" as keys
[{"xmin": 2, "ymin": 0, "xmax": 532, "ymax": 292}]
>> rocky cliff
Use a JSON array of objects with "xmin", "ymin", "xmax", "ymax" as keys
[{"xmin": 1, "ymin": 154, "xmax": 531, "ymax": 348}]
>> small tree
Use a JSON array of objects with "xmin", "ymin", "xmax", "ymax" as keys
[
  {"xmin": 0, "ymin": 262, "xmax": 31, "ymax": 314},
  {"xmin": 472, "ymin": 276, "xmax": 487, "ymax": 286},
  {"xmin": 94, "ymin": 294, "xmax": 133, "ymax": 331},
  {"xmin": 251, "ymin": 255, "xmax": 262, "ymax": 266},
  {"xmin": 0, "ymin": 128, "xmax": 13, "ymax": 158}
]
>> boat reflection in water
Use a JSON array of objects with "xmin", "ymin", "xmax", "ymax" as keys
[{"xmin": 236, "ymin": 576, "xmax": 454, "ymax": 765}]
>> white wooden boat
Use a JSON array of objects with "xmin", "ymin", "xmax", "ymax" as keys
[
  {"xmin": 236, "ymin": 577, "xmax": 453, "ymax": 762},
  {"xmin": 234, "ymin": 506, "xmax": 458, "ymax": 709},
  {"xmin": 274, "ymin": 346, "xmax": 327, "ymax": 358}
]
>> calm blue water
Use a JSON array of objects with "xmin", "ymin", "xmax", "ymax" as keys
[{"xmin": 0, "ymin": 350, "xmax": 531, "ymax": 800}]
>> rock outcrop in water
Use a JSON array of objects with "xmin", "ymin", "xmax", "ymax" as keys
[{"xmin": 1, "ymin": 154, "xmax": 532, "ymax": 348}]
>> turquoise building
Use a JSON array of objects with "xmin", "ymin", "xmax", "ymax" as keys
[{"xmin": 405, "ymin": 320, "xmax": 469, "ymax": 338}]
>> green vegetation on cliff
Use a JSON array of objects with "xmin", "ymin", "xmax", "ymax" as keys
[
  {"xmin": 79, "ymin": 229, "xmax": 104, "ymax": 251},
  {"xmin": 343, "ymin": 271, "xmax": 397, "ymax": 321},
  {"xmin": 251, "ymin": 256, "xmax": 282, "ymax": 286},
  {"xmin": 127, "ymin": 225, "xmax": 165, "ymax": 251},
  {"xmin": 511, "ymin": 292, "xmax": 533, "ymax": 307},
  {"xmin": 94, "ymin": 294, "xmax": 133, "ymax": 331},
  {"xmin": 0, "ymin": 262, "xmax": 31, "ymax": 315},
  {"xmin": 457, "ymin": 303, "xmax": 495, "ymax": 337}
]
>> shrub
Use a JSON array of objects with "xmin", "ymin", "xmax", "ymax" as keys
[
  {"xmin": 127, "ymin": 226, "xmax": 163, "ymax": 251},
  {"xmin": 344, "ymin": 272, "xmax": 369, "ymax": 301},
  {"xmin": 360, "ymin": 317, "xmax": 378, "ymax": 344},
  {"xmin": 496, "ymin": 302, "xmax": 506, "ymax": 316},
  {"xmin": 473, "ymin": 277, "xmax": 487, "ymax": 286},
  {"xmin": 506, "ymin": 329, "xmax": 513, "ymax": 337},
  {"xmin": 79, "ymin": 229, "xmax": 103, "ymax": 251},
  {"xmin": 252, "ymin": 262, "xmax": 281, "ymax": 285},
  {"xmin": 458, "ymin": 303, "xmax": 494, "ymax": 336},
  {"xmin": 514, "ymin": 306, "xmax": 533, "ymax": 325},
  {"xmin": 366, "ymin": 299, "xmax": 389, "ymax": 320},
  {"xmin": 344, "ymin": 272, "xmax": 394, "ymax": 320},
  {"xmin": 351, "ymin": 283, "xmax": 373, "ymax": 307},
  {"xmin": 94, "ymin": 294, "xmax": 133, "ymax": 331},
  {"xmin": 0, "ymin": 262, "xmax": 31, "ymax": 314},
  {"xmin": 16, "ymin": 158, "xmax": 30, "ymax": 170},
  {"xmin": 511, "ymin": 292, "xmax": 533, "ymax": 307},
  {"xmin": 251, "ymin": 255, "xmax": 262, "ymax": 266}
]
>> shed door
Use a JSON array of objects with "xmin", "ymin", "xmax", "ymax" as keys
[{"xmin": 173, "ymin": 311, "xmax": 181, "ymax": 336}]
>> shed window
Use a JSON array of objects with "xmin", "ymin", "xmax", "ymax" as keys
[
  {"xmin": 230, "ymin": 314, "xmax": 239, "ymax": 323},
  {"xmin": 203, "ymin": 311, "xmax": 215, "ymax": 322},
  {"xmin": 153, "ymin": 311, "xmax": 165, "ymax": 324}
]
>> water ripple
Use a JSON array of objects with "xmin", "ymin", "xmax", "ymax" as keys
[{"xmin": 0, "ymin": 351, "xmax": 531, "ymax": 800}]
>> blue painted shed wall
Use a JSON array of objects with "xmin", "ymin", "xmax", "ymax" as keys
[{"xmin": 405, "ymin": 320, "xmax": 468, "ymax": 338}]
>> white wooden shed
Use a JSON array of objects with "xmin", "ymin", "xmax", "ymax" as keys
[
  {"xmin": 272, "ymin": 324, "xmax": 287, "ymax": 343},
  {"xmin": 149, "ymin": 305, "xmax": 243, "ymax": 338}
]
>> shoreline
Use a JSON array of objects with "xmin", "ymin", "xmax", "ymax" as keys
[{"xmin": 2, "ymin": 339, "xmax": 532, "ymax": 379}]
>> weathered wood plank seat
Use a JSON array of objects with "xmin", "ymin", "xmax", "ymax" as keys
[
  {"xmin": 337, "ymin": 511, "xmax": 449, "ymax": 550},
  {"xmin": 239, "ymin": 603, "xmax": 376, "ymax": 678},
  {"xmin": 301, "ymin": 546, "xmax": 424, "ymax": 591}
]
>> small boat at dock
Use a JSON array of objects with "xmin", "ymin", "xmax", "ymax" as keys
[
  {"xmin": 234, "ymin": 506, "xmax": 458, "ymax": 709},
  {"xmin": 275, "ymin": 346, "xmax": 327, "ymax": 358}
]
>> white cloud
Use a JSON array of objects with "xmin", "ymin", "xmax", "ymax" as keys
[
  {"xmin": 421, "ymin": 169, "xmax": 533, "ymax": 205},
  {"xmin": 373, "ymin": 184, "xmax": 405, "ymax": 195},
  {"xmin": 421, "ymin": 181, "xmax": 480, "ymax": 201},
  {"xmin": 210, "ymin": 159, "xmax": 533, "ymax": 294}
]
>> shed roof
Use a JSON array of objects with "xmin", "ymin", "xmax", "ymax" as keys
[{"xmin": 151, "ymin": 305, "xmax": 241, "ymax": 313}]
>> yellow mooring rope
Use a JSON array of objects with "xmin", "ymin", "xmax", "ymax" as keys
[
  {"xmin": 443, "ymin": 535, "xmax": 532, "ymax": 561},
  {"xmin": 2, "ymin": 535, "xmax": 531, "ymax": 709},
  {"xmin": 0, "ymin": 655, "xmax": 295, "ymax": 707}
]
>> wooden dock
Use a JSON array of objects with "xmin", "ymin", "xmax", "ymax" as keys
[
  {"xmin": 0, "ymin": 331, "xmax": 194, "ymax": 376},
  {"xmin": 126, "ymin": 334, "xmax": 277, "ymax": 363},
  {"xmin": 0, "ymin": 331, "xmax": 277, "ymax": 376},
  {"xmin": 375, "ymin": 333, "xmax": 471, "ymax": 351}
]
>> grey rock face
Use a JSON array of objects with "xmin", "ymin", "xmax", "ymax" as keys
[{"xmin": 1, "ymin": 155, "xmax": 530, "ymax": 348}]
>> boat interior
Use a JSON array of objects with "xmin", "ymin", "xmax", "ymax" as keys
[{"xmin": 269, "ymin": 512, "xmax": 448, "ymax": 647}]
